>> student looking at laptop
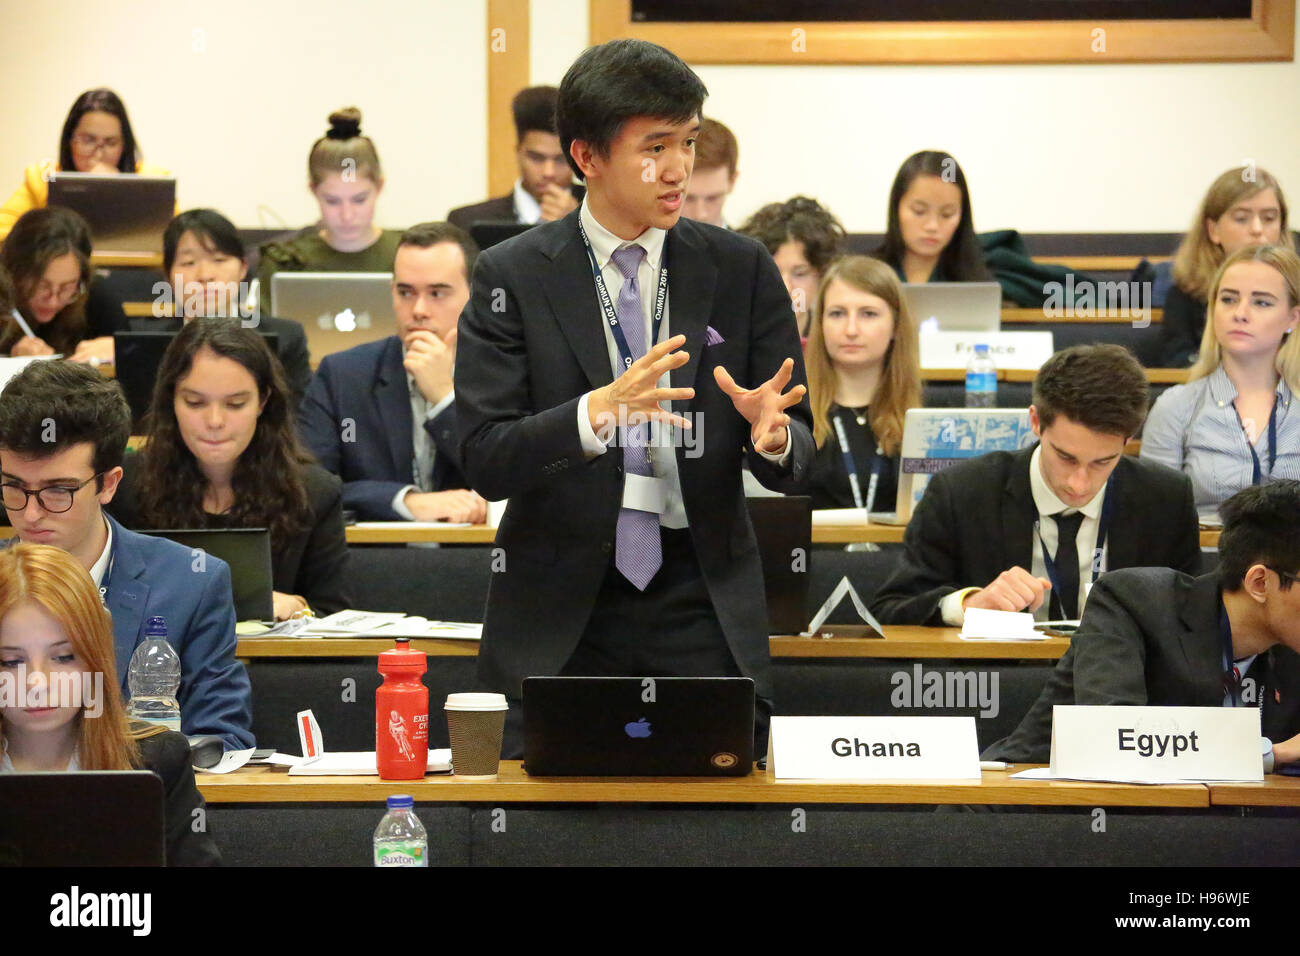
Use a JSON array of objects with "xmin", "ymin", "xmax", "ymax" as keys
[
  {"xmin": 875, "ymin": 150, "xmax": 992, "ymax": 285},
  {"xmin": 299, "ymin": 222, "xmax": 486, "ymax": 523},
  {"xmin": 805, "ymin": 256, "xmax": 921, "ymax": 511},
  {"xmin": 0, "ymin": 360, "xmax": 252, "ymax": 749},
  {"xmin": 870, "ymin": 344, "xmax": 1202, "ymax": 626},
  {"xmin": 109, "ymin": 319, "xmax": 349, "ymax": 620},
  {"xmin": 255, "ymin": 108, "xmax": 402, "ymax": 317},
  {"xmin": 0, "ymin": 88, "xmax": 170, "ymax": 243},
  {"xmin": 0, "ymin": 542, "xmax": 220, "ymax": 865}
]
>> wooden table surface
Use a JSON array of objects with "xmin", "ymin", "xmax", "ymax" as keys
[
  {"xmin": 197, "ymin": 762, "xmax": 1210, "ymax": 808},
  {"xmin": 1208, "ymin": 774, "xmax": 1300, "ymax": 807}
]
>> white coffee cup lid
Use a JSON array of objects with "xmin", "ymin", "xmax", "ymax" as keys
[{"xmin": 445, "ymin": 692, "xmax": 509, "ymax": 711}]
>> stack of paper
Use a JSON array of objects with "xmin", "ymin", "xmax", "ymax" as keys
[
  {"xmin": 288, "ymin": 748, "xmax": 452, "ymax": 776},
  {"xmin": 959, "ymin": 608, "xmax": 1046, "ymax": 641}
]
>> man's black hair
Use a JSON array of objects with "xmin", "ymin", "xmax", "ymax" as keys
[
  {"xmin": 1219, "ymin": 480, "xmax": 1300, "ymax": 591},
  {"xmin": 556, "ymin": 38, "xmax": 707, "ymax": 181},
  {"xmin": 163, "ymin": 208, "xmax": 247, "ymax": 275},
  {"xmin": 512, "ymin": 86, "xmax": 560, "ymax": 140},
  {"xmin": 397, "ymin": 222, "xmax": 479, "ymax": 283},
  {"xmin": 0, "ymin": 360, "xmax": 131, "ymax": 486}
]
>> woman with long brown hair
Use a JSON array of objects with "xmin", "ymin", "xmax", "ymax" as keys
[
  {"xmin": 0, "ymin": 542, "xmax": 218, "ymax": 865},
  {"xmin": 805, "ymin": 256, "xmax": 922, "ymax": 511}
]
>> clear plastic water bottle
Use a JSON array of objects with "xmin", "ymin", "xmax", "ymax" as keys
[
  {"xmin": 965, "ymin": 343, "xmax": 997, "ymax": 407},
  {"xmin": 126, "ymin": 617, "xmax": 182, "ymax": 731},
  {"xmin": 373, "ymin": 795, "xmax": 428, "ymax": 867}
]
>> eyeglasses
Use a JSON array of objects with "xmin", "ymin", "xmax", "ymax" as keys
[
  {"xmin": 70, "ymin": 133, "xmax": 122, "ymax": 154},
  {"xmin": 30, "ymin": 280, "xmax": 84, "ymax": 305},
  {"xmin": 0, "ymin": 474, "xmax": 103, "ymax": 514}
]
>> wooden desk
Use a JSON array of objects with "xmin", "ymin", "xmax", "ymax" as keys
[
  {"xmin": 1034, "ymin": 254, "xmax": 1168, "ymax": 271},
  {"xmin": 923, "ymin": 368, "xmax": 1188, "ymax": 385},
  {"xmin": 1208, "ymin": 775, "xmax": 1300, "ymax": 808},
  {"xmin": 1001, "ymin": 307, "xmax": 1163, "ymax": 325},
  {"xmin": 197, "ymin": 762, "xmax": 1206, "ymax": 808},
  {"xmin": 91, "ymin": 251, "xmax": 162, "ymax": 269}
]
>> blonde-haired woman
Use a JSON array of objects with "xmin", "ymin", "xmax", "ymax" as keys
[
  {"xmin": 1158, "ymin": 166, "xmax": 1293, "ymax": 367},
  {"xmin": 1142, "ymin": 245, "xmax": 1300, "ymax": 518},
  {"xmin": 806, "ymin": 255, "xmax": 922, "ymax": 511},
  {"xmin": 0, "ymin": 543, "xmax": 219, "ymax": 865},
  {"xmin": 255, "ymin": 107, "xmax": 403, "ymax": 315}
]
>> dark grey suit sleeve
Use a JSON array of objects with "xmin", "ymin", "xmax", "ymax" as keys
[
  {"xmin": 1069, "ymin": 578, "xmax": 1151, "ymax": 706},
  {"xmin": 869, "ymin": 473, "xmax": 963, "ymax": 626},
  {"xmin": 1169, "ymin": 476, "xmax": 1203, "ymax": 576}
]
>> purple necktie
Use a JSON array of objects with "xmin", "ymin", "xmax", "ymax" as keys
[{"xmin": 609, "ymin": 244, "xmax": 661, "ymax": 590}]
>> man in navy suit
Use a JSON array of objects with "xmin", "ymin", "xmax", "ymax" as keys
[
  {"xmin": 0, "ymin": 361, "xmax": 252, "ymax": 750},
  {"xmin": 455, "ymin": 39, "xmax": 813, "ymax": 756},
  {"xmin": 298, "ymin": 222, "xmax": 487, "ymax": 522}
]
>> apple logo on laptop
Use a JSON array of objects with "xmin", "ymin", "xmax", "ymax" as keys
[
  {"xmin": 333, "ymin": 308, "xmax": 357, "ymax": 332},
  {"xmin": 624, "ymin": 718, "xmax": 651, "ymax": 739}
]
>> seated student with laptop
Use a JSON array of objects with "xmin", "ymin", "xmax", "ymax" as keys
[
  {"xmin": 870, "ymin": 344, "xmax": 1202, "ymax": 626},
  {"xmin": 255, "ymin": 108, "xmax": 403, "ymax": 317},
  {"xmin": 984, "ymin": 480, "xmax": 1300, "ymax": 769},
  {"xmin": 875, "ymin": 150, "xmax": 993, "ymax": 285},
  {"xmin": 448, "ymin": 86, "xmax": 583, "ymax": 231},
  {"xmin": 299, "ymin": 222, "xmax": 486, "ymax": 522},
  {"xmin": 1142, "ymin": 245, "xmax": 1300, "ymax": 519},
  {"xmin": 738, "ymin": 195, "xmax": 846, "ymax": 339},
  {"xmin": 805, "ymin": 255, "xmax": 921, "ymax": 511},
  {"xmin": 121, "ymin": 208, "xmax": 312, "ymax": 408},
  {"xmin": 0, "ymin": 360, "xmax": 253, "ymax": 749},
  {"xmin": 110, "ymin": 319, "xmax": 350, "ymax": 620},
  {"xmin": 0, "ymin": 207, "xmax": 126, "ymax": 360},
  {"xmin": 0, "ymin": 88, "xmax": 170, "ymax": 243},
  {"xmin": 0, "ymin": 542, "xmax": 219, "ymax": 865}
]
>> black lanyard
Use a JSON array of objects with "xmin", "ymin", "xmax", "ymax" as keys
[
  {"xmin": 1234, "ymin": 400, "xmax": 1279, "ymax": 486},
  {"xmin": 831, "ymin": 408, "xmax": 883, "ymax": 513},
  {"xmin": 1033, "ymin": 472, "xmax": 1117, "ymax": 607},
  {"xmin": 577, "ymin": 218, "xmax": 668, "ymax": 372}
]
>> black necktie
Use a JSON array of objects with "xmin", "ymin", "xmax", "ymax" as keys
[{"xmin": 1051, "ymin": 511, "xmax": 1085, "ymax": 619}]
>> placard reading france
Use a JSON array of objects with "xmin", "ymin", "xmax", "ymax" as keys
[{"xmin": 767, "ymin": 716, "xmax": 980, "ymax": 779}]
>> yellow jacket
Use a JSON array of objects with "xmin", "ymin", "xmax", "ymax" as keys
[{"xmin": 0, "ymin": 160, "xmax": 172, "ymax": 242}]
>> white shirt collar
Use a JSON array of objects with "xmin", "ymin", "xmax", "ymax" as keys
[
  {"xmin": 1029, "ymin": 444, "xmax": 1107, "ymax": 520},
  {"xmin": 88, "ymin": 516, "xmax": 113, "ymax": 589},
  {"xmin": 579, "ymin": 196, "xmax": 667, "ymax": 273},
  {"xmin": 512, "ymin": 179, "xmax": 541, "ymax": 226},
  {"xmin": 1208, "ymin": 363, "xmax": 1294, "ymax": 404}
]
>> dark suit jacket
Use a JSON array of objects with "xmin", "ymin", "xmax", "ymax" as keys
[
  {"xmin": 454, "ymin": 209, "xmax": 814, "ymax": 699},
  {"xmin": 447, "ymin": 184, "xmax": 587, "ymax": 232},
  {"xmin": 110, "ymin": 455, "xmax": 352, "ymax": 616},
  {"xmin": 125, "ymin": 315, "xmax": 312, "ymax": 410},
  {"xmin": 984, "ymin": 568, "xmax": 1300, "ymax": 763},
  {"xmin": 297, "ymin": 335, "xmax": 465, "ymax": 519},
  {"xmin": 136, "ymin": 729, "xmax": 221, "ymax": 866},
  {"xmin": 869, "ymin": 446, "xmax": 1202, "ymax": 626}
]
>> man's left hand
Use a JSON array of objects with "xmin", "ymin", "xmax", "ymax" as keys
[{"xmin": 714, "ymin": 357, "xmax": 804, "ymax": 455}]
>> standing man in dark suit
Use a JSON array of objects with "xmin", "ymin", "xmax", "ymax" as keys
[
  {"xmin": 455, "ymin": 39, "xmax": 814, "ymax": 756},
  {"xmin": 298, "ymin": 222, "xmax": 486, "ymax": 522},
  {"xmin": 870, "ymin": 345, "xmax": 1203, "ymax": 626},
  {"xmin": 447, "ymin": 86, "xmax": 584, "ymax": 231},
  {"xmin": 985, "ymin": 480, "xmax": 1300, "ymax": 769}
]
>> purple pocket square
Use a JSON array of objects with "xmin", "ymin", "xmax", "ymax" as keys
[{"xmin": 704, "ymin": 326, "xmax": 725, "ymax": 346}]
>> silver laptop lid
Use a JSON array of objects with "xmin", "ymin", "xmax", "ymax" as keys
[
  {"xmin": 270, "ymin": 271, "xmax": 395, "ymax": 360},
  {"xmin": 903, "ymin": 281, "xmax": 1002, "ymax": 333}
]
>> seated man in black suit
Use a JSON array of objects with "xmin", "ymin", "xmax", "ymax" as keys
[
  {"xmin": 870, "ymin": 344, "xmax": 1202, "ymax": 626},
  {"xmin": 298, "ymin": 222, "xmax": 486, "ymax": 522},
  {"xmin": 447, "ymin": 85, "xmax": 584, "ymax": 231},
  {"xmin": 985, "ymin": 480, "xmax": 1300, "ymax": 769}
]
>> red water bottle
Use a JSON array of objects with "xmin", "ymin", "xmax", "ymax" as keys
[{"xmin": 376, "ymin": 638, "xmax": 429, "ymax": 780}]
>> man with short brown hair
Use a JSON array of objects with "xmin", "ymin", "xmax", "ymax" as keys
[{"xmin": 682, "ymin": 117, "xmax": 738, "ymax": 228}]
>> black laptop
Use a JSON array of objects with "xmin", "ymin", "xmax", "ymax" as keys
[
  {"xmin": 114, "ymin": 330, "xmax": 279, "ymax": 432},
  {"xmin": 746, "ymin": 495, "xmax": 812, "ymax": 635},
  {"xmin": 522, "ymin": 676, "xmax": 755, "ymax": 776},
  {"xmin": 140, "ymin": 528, "xmax": 274, "ymax": 621},
  {"xmin": 0, "ymin": 772, "xmax": 165, "ymax": 865}
]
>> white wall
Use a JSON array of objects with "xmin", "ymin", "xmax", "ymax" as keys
[{"xmin": 5, "ymin": 1, "xmax": 1297, "ymax": 236}]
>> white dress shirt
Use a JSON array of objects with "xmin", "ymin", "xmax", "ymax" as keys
[
  {"xmin": 89, "ymin": 516, "xmax": 113, "ymax": 590},
  {"xmin": 391, "ymin": 360, "xmax": 456, "ymax": 520},
  {"xmin": 512, "ymin": 179, "xmax": 541, "ymax": 225}
]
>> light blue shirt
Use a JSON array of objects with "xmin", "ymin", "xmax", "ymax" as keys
[{"xmin": 1141, "ymin": 365, "xmax": 1299, "ymax": 519}]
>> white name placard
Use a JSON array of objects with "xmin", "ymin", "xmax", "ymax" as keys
[
  {"xmin": 1050, "ymin": 705, "xmax": 1263, "ymax": 783},
  {"xmin": 767, "ymin": 716, "xmax": 981, "ymax": 780},
  {"xmin": 919, "ymin": 331, "xmax": 1055, "ymax": 371}
]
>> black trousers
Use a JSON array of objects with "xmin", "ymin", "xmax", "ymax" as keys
[{"xmin": 501, "ymin": 527, "xmax": 771, "ymax": 760}]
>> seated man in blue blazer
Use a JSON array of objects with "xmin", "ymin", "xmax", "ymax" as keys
[
  {"xmin": 298, "ymin": 222, "xmax": 487, "ymax": 522},
  {"xmin": 0, "ymin": 361, "xmax": 253, "ymax": 750}
]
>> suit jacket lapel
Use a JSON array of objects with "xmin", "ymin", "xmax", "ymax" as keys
[
  {"xmin": 104, "ymin": 516, "xmax": 150, "ymax": 687},
  {"xmin": 1000, "ymin": 446, "xmax": 1038, "ymax": 572},
  {"xmin": 665, "ymin": 223, "xmax": 716, "ymax": 411},
  {"xmin": 537, "ymin": 214, "xmax": 613, "ymax": 392},
  {"xmin": 374, "ymin": 337, "xmax": 415, "ymax": 480}
]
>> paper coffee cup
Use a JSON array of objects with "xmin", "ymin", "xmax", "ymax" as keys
[{"xmin": 445, "ymin": 693, "xmax": 508, "ymax": 777}]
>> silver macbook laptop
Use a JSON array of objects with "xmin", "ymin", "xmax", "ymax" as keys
[
  {"xmin": 270, "ymin": 271, "xmax": 395, "ymax": 360},
  {"xmin": 903, "ymin": 281, "xmax": 1002, "ymax": 333},
  {"xmin": 46, "ymin": 172, "xmax": 175, "ymax": 256}
]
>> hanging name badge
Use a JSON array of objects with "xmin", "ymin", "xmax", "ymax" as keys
[{"xmin": 622, "ymin": 474, "xmax": 668, "ymax": 514}]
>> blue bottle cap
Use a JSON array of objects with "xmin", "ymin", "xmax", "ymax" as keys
[
  {"xmin": 144, "ymin": 616, "xmax": 168, "ymax": 638},
  {"xmin": 386, "ymin": 794, "xmax": 414, "ymax": 809}
]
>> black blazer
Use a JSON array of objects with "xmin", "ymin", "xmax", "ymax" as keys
[
  {"xmin": 869, "ymin": 445, "xmax": 1202, "ymax": 626},
  {"xmin": 454, "ymin": 209, "xmax": 814, "ymax": 699},
  {"xmin": 297, "ymin": 335, "xmax": 465, "ymax": 519},
  {"xmin": 136, "ymin": 729, "xmax": 222, "ymax": 866},
  {"xmin": 808, "ymin": 406, "xmax": 900, "ymax": 511},
  {"xmin": 110, "ymin": 455, "xmax": 352, "ymax": 616},
  {"xmin": 447, "ymin": 184, "xmax": 587, "ymax": 232},
  {"xmin": 1154, "ymin": 283, "xmax": 1207, "ymax": 368},
  {"xmin": 984, "ymin": 568, "xmax": 1300, "ymax": 763},
  {"xmin": 125, "ymin": 314, "xmax": 312, "ymax": 410}
]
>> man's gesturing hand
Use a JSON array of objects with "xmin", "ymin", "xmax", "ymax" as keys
[
  {"xmin": 587, "ymin": 333, "xmax": 695, "ymax": 440},
  {"xmin": 714, "ymin": 357, "xmax": 805, "ymax": 455}
]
